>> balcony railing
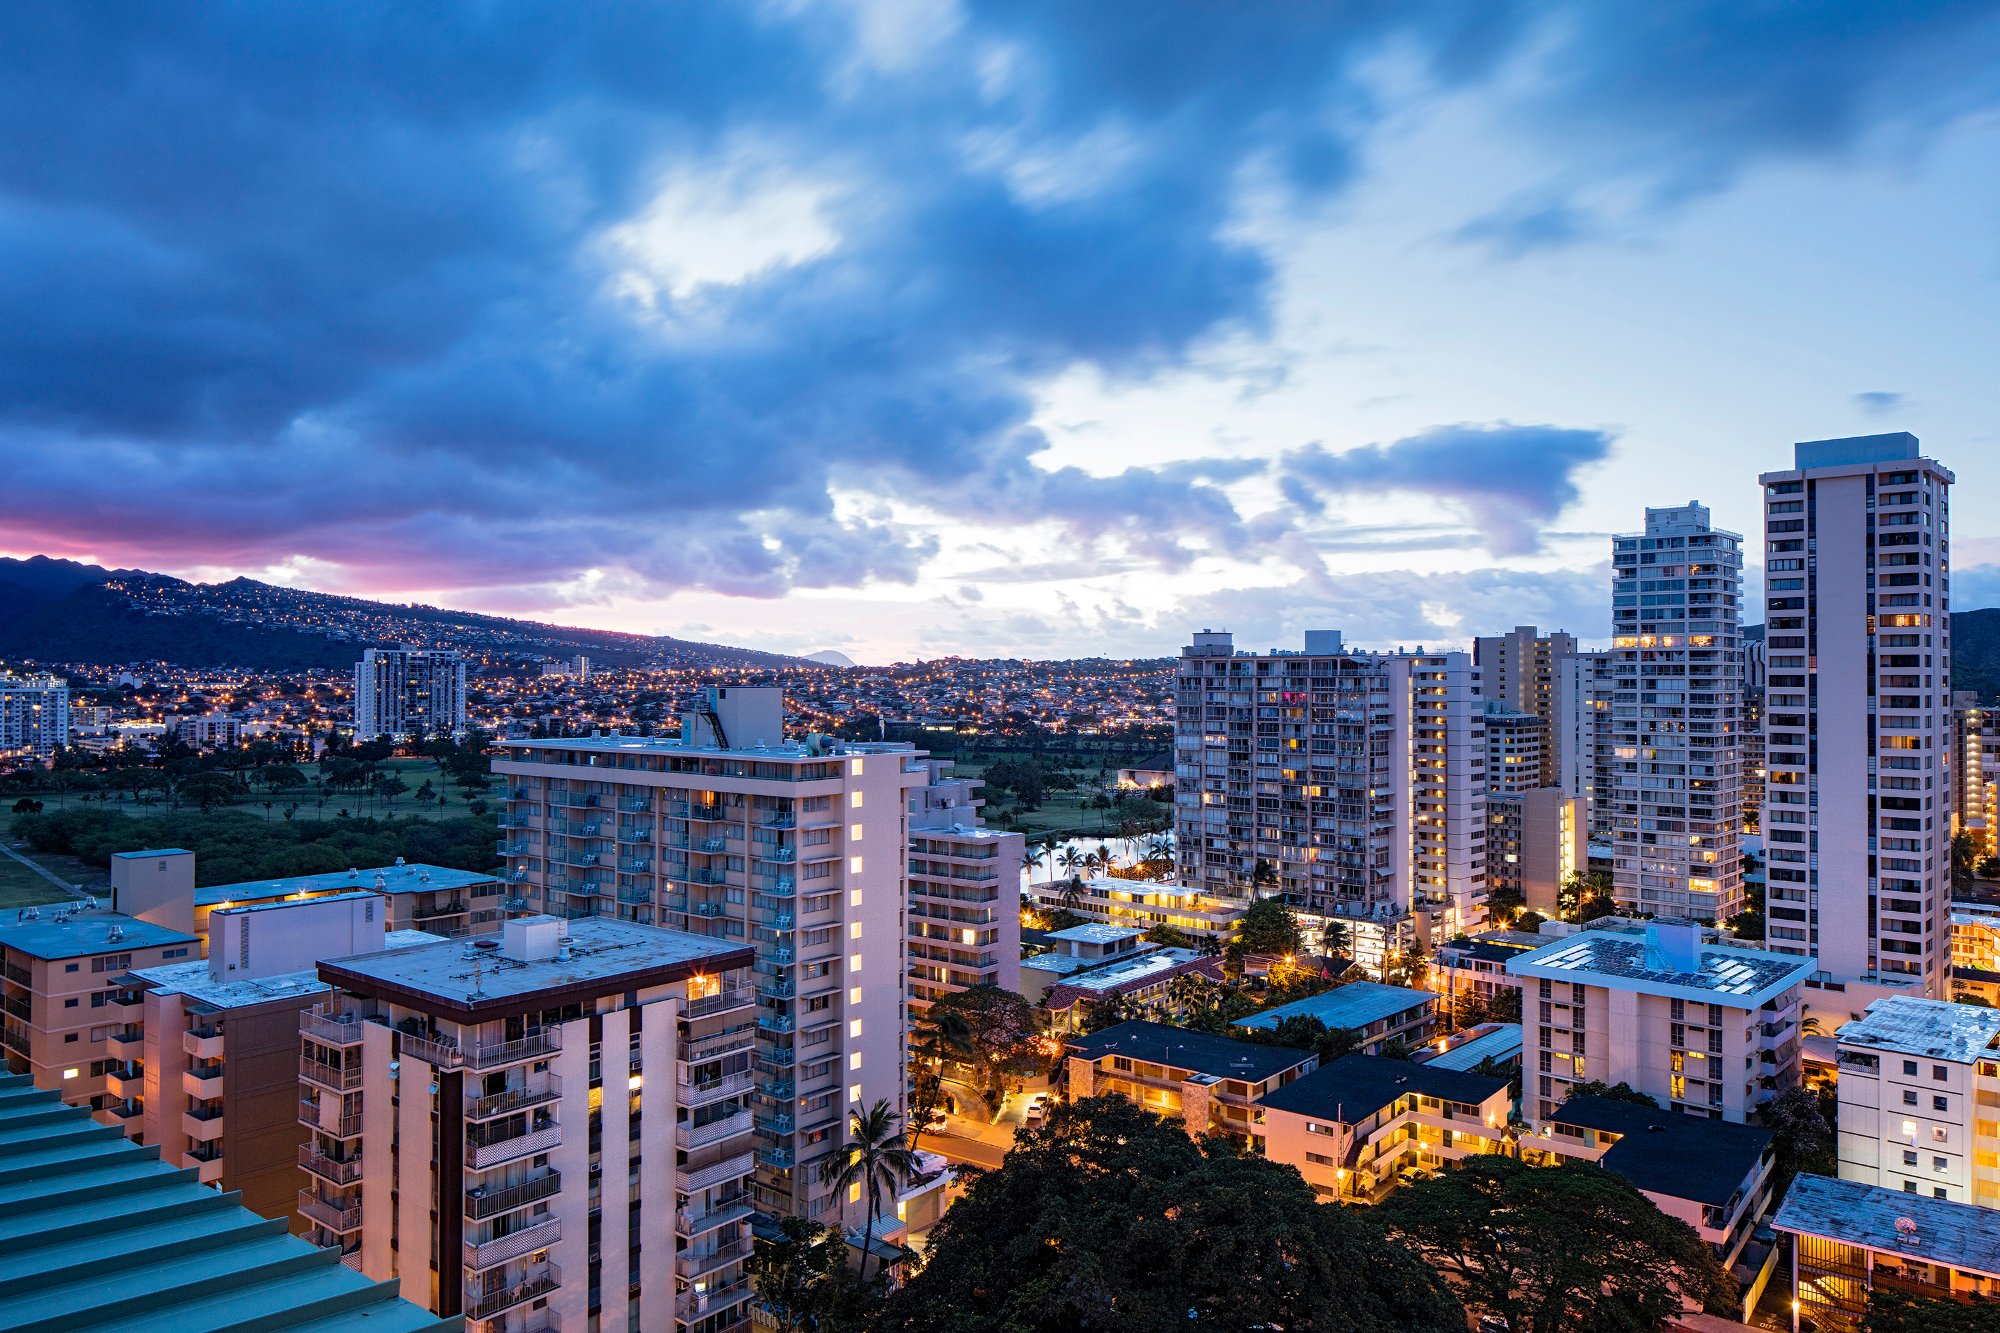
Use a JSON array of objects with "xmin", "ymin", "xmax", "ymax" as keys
[
  {"xmin": 680, "ymin": 1070, "xmax": 757, "ymax": 1107},
  {"xmin": 680, "ymin": 1196, "xmax": 754, "ymax": 1237},
  {"xmin": 467, "ymin": 1119, "xmax": 563, "ymax": 1170},
  {"xmin": 300, "ymin": 1057, "xmax": 362, "ymax": 1091},
  {"xmin": 299, "ymin": 1144, "xmax": 364, "ymax": 1185},
  {"xmin": 677, "ymin": 1150, "xmax": 757, "ymax": 1194},
  {"xmin": 401, "ymin": 1028, "xmax": 561, "ymax": 1071},
  {"xmin": 676, "ymin": 1236, "xmax": 752, "ymax": 1279},
  {"xmin": 686, "ymin": 987, "xmax": 755, "ymax": 1020},
  {"xmin": 467, "ymin": 1074, "xmax": 562, "ymax": 1122},
  {"xmin": 685, "ymin": 1025, "xmax": 756, "ymax": 1064},
  {"xmin": 464, "ymin": 1168, "xmax": 562, "ymax": 1220},
  {"xmin": 676, "ymin": 1110, "xmax": 754, "ymax": 1152},
  {"xmin": 297, "ymin": 1189, "xmax": 362, "ymax": 1232},
  {"xmin": 465, "ymin": 1261, "xmax": 561, "ymax": 1321},
  {"xmin": 299, "ymin": 1097, "xmax": 363, "ymax": 1139},
  {"xmin": 464, "ymin": 1215, "xmax": 562, "ymax": 1271}
]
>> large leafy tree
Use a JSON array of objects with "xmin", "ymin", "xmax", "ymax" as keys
[
  {"xmin": 1236, "ymin": 896, "xmax": 1302, "ymax": 955},
  {"xmin": 1759, "ymin": 1084, "xmax": 1836, "ymax": 1184},
  {"xmin": 747, "ymin": 1215, "xmax": 862, "ymax": 1332},
  {"xmin": 908, "ymin": 1006, "xmax": 975, "ymax": 1145},
  {"xmin": 924, "ymin": 984, "xmax": 1041, "ymax": 1097},
  {"xmin": 1382, "ymin": 1155, "xmax": 1733, "ymax": 1333},
  {"xmin": 878, "ymin": 1095, "xmax": 1462, "ymax": 1333},
  {"xmin": 1866, "ymin": 1290, "xmax": 2000, "ymax": 1333}
]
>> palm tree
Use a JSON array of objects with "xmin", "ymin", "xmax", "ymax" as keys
[
  {"xmin": 1321, "ymin": 918, "xmax": 1351, "ymax": 959},
  {"xmin": 908, "ymin": 1008, "xmax": 975, "ymax": 1146},
  {"xmin": 1056, "ymin": 876, "xmax": 1086, "ymax": 913},
  {"xmin": 1056, "ymin": 846, "xmax": 1084, "ymax": 880},
  {"xmin": 817, "ymin": 1100, "xmax": 920, "ymax": 1291}
]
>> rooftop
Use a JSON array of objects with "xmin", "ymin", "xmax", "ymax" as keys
[
  {"xmin": 500, "ymin": 733, "xmax": 915, "ymax": 762},
  {"xmin": 109, "ymin": 848, "xmax": 192, "ymax": 860},
  {"xmin": 1508, "ymin": 930, "xmax": 1812, "ymax": 1007},
  {"xmin": 1424, "ymin": 1023, "xmax": 1524, "ymax": 1072},
  {"xmin": 320, "ymin": 914, "xmax": 752, "ymax": 1020},
  {"xmin": 1045, "ymin": 923, "xmax": 1146, "ymax": 946},
  {"xmin": 0, "ymin": 1073, "xmax": 453, "ymax": 1333},
  {"xmin": 0, "ymin": 908, "xmax": 195, "ymax": 962},
  {"xmin": 1233, "ymin": 980, "xmax": 1433, "ymax": 1034},
  {"xmin": 195, "ymin": 861, "xmax": 500, "ymax": 908},
  {"xmin": 1046, "ymin": 948, "xmax": 1205, "ymax": 1000},
  {"xmin": 1257, "ymin": 1054, "xmax": 1509, "ymax": 1123},
  {"xmin": 1773, "ymin": 1173, "xmax": 2000, "ymax": 1277},
  {"xmin": 1550, "ymin": 1096, "xmax": 1772, "ymax": 1206},
  {"xmin": 130, "ymin": 929, "xmax": 439, "ymax": 1011},
  {"xmin": 1067, "ymin": 1020, "xmax": 1314, "ymax": 1084},
  {"xmin": 1836, "ymin": 997, "xmax": 2000, "ymax": 1064}
]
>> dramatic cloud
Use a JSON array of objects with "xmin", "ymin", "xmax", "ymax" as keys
[{"xmin": 1280, "ymin": 424, "xmax": 1613, "ymax": 556}]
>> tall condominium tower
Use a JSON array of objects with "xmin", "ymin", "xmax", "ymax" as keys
[
  {"xmin": 354, "ymin": 647, "xmax": 467, "ymax": 741},
  {"xmin": 0, "ymin": 673, "xmax": 70, "ymax": 762},
  {"xmin": 1953, "ymin": 692, "xmax": 1996, "ymax": 861},
  {"xmin": 1474, "ymin": 626, "xmax": 1580, "ymax": 788},
  {"xmin": 299, "ymin": 915, "xmax": 755, "ymax": 1332},
  {"xmin": 1174, "ymin": 630, "xmax": 1487, "ymax": 946},
  {"xmin": 1759, "ymin": 433, "xmax": 1953, "ymax": 1011},
  {"xmin": 1552, "ymin": 650, "xmax": 1615, "ymax": 828},
  {"xmin": 1608, "ymin": 502, "xmax": 1746, "ymax": 924},
  {"xmin": 490, "ymin": 686, "xmax": 923, "ymax": 1231}
]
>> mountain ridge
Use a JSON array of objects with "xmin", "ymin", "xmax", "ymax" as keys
[{"xmin": 0, "ymin": 556, "xmax": 814, "ymax": 671}]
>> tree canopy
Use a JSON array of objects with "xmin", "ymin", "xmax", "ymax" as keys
[
  {"xmin": 1382, "ymin": 1155, "xmax": 1732, "ymax": 1333},
  {"xmin": 1237, "ymin": 896, "xmax": 1302, "ymax": 955},
  {"xmin": 878, "ymin": 1095, "xmax": 1463, "ymax": 1333},
  {"xmin": 1865, "ymin": 1290, "xmax": 2000, "ymax": 1333}
]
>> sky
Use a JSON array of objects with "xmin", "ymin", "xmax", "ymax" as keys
[{"xmin": 2, "ymin": 2, "xmax": 1999, "ymax": 664}]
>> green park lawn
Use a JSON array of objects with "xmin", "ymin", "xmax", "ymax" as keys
[{"xmin": 14, "ymin": 759, "xmax": 493, "ymax": 825}]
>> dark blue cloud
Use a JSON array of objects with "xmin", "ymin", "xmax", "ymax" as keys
[
  {"xmin": 1855, "ymin": 390, "xmax": 1909, "ymax": 414},
  {"xmin": 1281, "ymin": 423, "xmax": 1613, "ymax": 556}
]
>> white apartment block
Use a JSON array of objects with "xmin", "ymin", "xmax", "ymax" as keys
[
  {"xmin": 1608, "ymin": 502, "xmax": 1746, "ymax": 924},
  {"xmin": 302, "ymin": 915, "xmax": 757, "ymax": 1333},
  {"xmin": 1174, "ymin": 630, "xmax": 1487, "ymax": 956},
  {"xmin": 1759, "ymin": 434, "xmax": 1954, "ymax": 1015},
  {"xmin": 906, "ymin": 759, "xmax": 1022, "ymax": 1007},
  {"xmin": 354, "ymin": 647, "xmax": 467, "ymax": 741},
  {"xmin": 1555, "ymin": 650, "xmax": 1616, "ymax": 829},
  {"xmin": 0, "ymin": 673, "xmax": 70, "ymax": 762},
  {"xmin": 1509, "ymin": 921, "xmax": 1812, "ymax": 1123},
  {"xmin": 491, "ymin": 686, "xmax": 920, "ymax": 1231},
  {"xmin": 1833, "ymin": 997, "xmax": 2000, "ymax": 1207}
]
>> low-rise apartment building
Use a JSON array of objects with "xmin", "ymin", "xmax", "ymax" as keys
[
  {"xmin": 301, "ymin": 914, "xmax": 756, "ymax": 1333},
  {"xmin": 1254, "ymin": 1054, "xmax": 1511, "ymax": 1204},
  {"xmin": 1023, "ymin": 875, "xmax": 1240, "ymax": 941},
  {"xmin": 1508, "ymin": 921, "xmax": 1812, "ymax": 1122},
  {"xmin": 0, "ymin": 905, "xmax": 197, "ymax": 1113},
  {"xmin": 1232, "ymin": 981, "xmax": 1435, "ymax": 1055},
  {"xmin": 1066, "ymin": 1020, "xmax": 1316, "ymax": 1147},
  {"xmin": 1832, "ymin": 996, "xmax": 2000, "ymax": 1207},
  {"xmin": 1775, "ymin": 1173, "xmax": 2000, "ymax": 1333},
  {"xmin": 1519, "ymin": 1094, "xmax": 1775, "ymax": 1270},
  {"xmin": 1433, "ymin": 931, "xmax": 1539, "ymax": 1022}
]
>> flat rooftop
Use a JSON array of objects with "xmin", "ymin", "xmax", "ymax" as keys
[
  {"xmin": 1234, "ymin": 980, "xmax": 1433, "ymax": 1034},
  {"xmin": 1508, "ymin": 931, "xmax": 1813, "ymax": 1006},
  {"xmin": 109, "ymin": 848, "xmax": 192, "ymax": 860},
  {"xmin": 1257, "ymin": 1053, "xmax": 1509, "ymax": 1123},
  {"xmin": 320, "ymin": 915, "xmax": 752, "ymax": 1020},
  {"xmin": 1773, "ymin": 1173, "xmax": 2000, "ymax": 1277},
  {"xmin": 1067, "ymin": 1020, "xmax": 1313, "ymax": 1084},
  {"xmin": 1836, "ymin": 996, "xmax": 2000, "ymax": 1065},
  {"xmin": 196, "ymin": 862, "xmax": 499, "ymax": 908},
  {"xmin": 1048, "ymin": 948, "xmax": 1200, "ymax": 998},
  {"xmin": 499, "ymin": 734, "xmax": 916, "ymax": 763},
  {"xmin": 1424, "ymin": 1023, "xmax": 1523, "ymax": 1072},
  {"xmin": 1551, "ymin": 1096, "xmax": 1772, "ymax": 1207},
  {"xmin": 0, "ymin": 1073, "xmax": 453, "ymax": 1332},
  {"xmin": 0, "ymin": 909, "xmax": 195, "ymax": 962},
  {"xmin": 131, "ymin": 929, "xmax": 440, "ymax": 1011},
  {"xmin": 1045, "ymin": 923, "xmax": 1146, "ymax": 946}
]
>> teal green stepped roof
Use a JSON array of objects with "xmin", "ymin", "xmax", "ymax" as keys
[{"xmin": 0, "ymin": 1073, "xmax": 459, "ymax": 1333}]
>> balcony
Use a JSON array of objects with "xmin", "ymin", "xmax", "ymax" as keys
[
  {"xmin": 756, "ymin": 1015, "xmax": 795, "ymax": 1037},
  {"xmin": 680, "ymin": 1196, "xmax": 754, "ymax": 1237},
  {"xmin": 104, "ymin": 1025, "xmax": 145, "ymax": 1060},
  {"xmin": 677, "ymin": 1150, "xmax": 757, "ymax": 1193},
  {"xmin": 300, "ymin": 1056, "xmax": 362, "ymax": 1092},
  {"xmin": 299, "ymin": 1097, "xmax": 364, "ymax": 1139},
  {"xmin": 680, "ymin": 1070, "xmax": 757, "ymax": 1107},
  {"xmin": 465, "ymin": 1261, "xmax": 561, "ymax": 1321},
  {"xmin": 467, "ymin": 1074, "xmax": 562, "ymax": 1122},
  {"xmin": 756, "ymin": 876, "xmax": 795, "ymax": 897},
  {"xmin": 297, "ymin": 1188, "xmax": 363, "ymax": 1232},
  {"xmin": 685, "ymin": 1025, "xmax": 756, "ymax": 1064},
  {"xmin": 102, "ymin": 1064, "xmax": 140, "ymax": 1099},
  {"xmin": 686, "ymin": 987, "xmax": 755, "ymax": 1021},
  {"xmin": 188, "ymin": 1148, "xmax": 225, "ymax": 1185},
  {"xmin": 676, "ymin": 1279, "xmax": 752, "ymax": 1327},
  {"xmin": 401, "ymin": 1027, "xmax": 561, "ymax": 1071},
  {"xmin": 299, "ymin": 1143, "xmax": 364, "ymax": 1185},
  {"xmin": 676, "ymin": 1110, "xmax": 754, "ymax": 1152},
  {"xmin": 756, "ymin": 1146, "xmax": 795, "ymax": 1171},
  {"xmin": 619, "ymin": 858, "xmax": 653, "ymax": 875},
  {"xmin": 756, "ymin": 977, "xmax": 794, "ymax": 1000},
  {"xmin": 182, "ymin": 1064, "xmax": 226, "ymax": 1099},
  {"xmin": 464, "ymin": 1215, "xmax": 562, "ymax": 1271},
  {"xmin": 468, "ymin": 1118, "xmax": 563, "ymax": 1169},
  {"xmin": 184, "ymin": 1106, "xmax": 225, "ymax": 1143},
  {"xmin": 757, "ymin": 1112, "xmax": 795, "ymax": 1136},
  {"xmin": 618, "ymin": 884, "xmax": 654, "ymax": 906},
  {"xmin": 619, "ymin": 796, "xmax": 653, "ymax": 814},
  {"xmin": 677, "ymin": 1237, "xmax": 752, "ymax": 1279},
  {"xmin": 465, "ymin": 1168, "xmax": 562, "ymax": 1220},
  {"xmin": 410, "ymin": 900, "xmax": 471, "ymax": 924},
  {"xmin": 753, "ymin": 846, "xmax": 796, "ymax": 864}
]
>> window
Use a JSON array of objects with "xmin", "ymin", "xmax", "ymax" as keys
[
  {"xmin": 1903, "ymin": 1151, "xmax": 1919, "ymax": 1166},
  {"xmin": 64, "ymin": 963, "xmax": 79, "ymax": 973},
  {"xmin": 1305, "ymin": 1151, "xmax": 1336, "ymax": 1167},
  {"xmin": 1904, "ymin": 1090, "xmax": 1920, "ymax": 1106},
  {"xmin": 1933, "ymin": 1065, "xmax": 1949, "ymax": 1081},
  {"xmin": 1904, "ymin": 1182, "xmax": 1918, "ymax": 1194},
  {"xmin": 1904, "ymin": 1060, "xmax": 1919, "ymax": 1076},
  {"xmin": 1934, "ymin": 1156, "xmax": 1949, "ymax": 1173},
  {"xmin": 1937, "ymin": 1187, "xmax": 1949, "ymax": 1199},
  {"xmin": 1934, "ymin": 1096, "xmax": 1949, "ymax": 1112}
]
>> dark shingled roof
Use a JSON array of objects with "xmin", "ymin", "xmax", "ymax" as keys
[
  {"xmin": 1551, "ymin": 1095, "xmax": 1773, "ymax": 1206},
  {"xmin": 1066, "ymin": 1020, "xmax": 1313, "ymax": 1083},
  {"xmin": 1255, "ymin": 1053, "xmax": 1510, "ymax": 1123}
]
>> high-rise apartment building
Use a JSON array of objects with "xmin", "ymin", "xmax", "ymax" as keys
[
  {"xmin": 354, "ymin": 647, "xmax": 467, "ymax": 741},
  {"xmin": 1759, "ymin": 434, "xmax": 1953, "ymax": 1013},
  {"xmin": 1608, "ymin": 502, "xmax": 1746, "ymax": 924},
  {"xmin": 1174, "ymin": 630, "xmax": 1487, "ymax": 951},
  {"xmin": 1954, "ymin": 693, "xmax": 1996, "ymax": 860},
  {"xmin": 1482, "ymin": 704, "xmax": 1544, "ymax": 796},
  {"xmin": 0, "ymin": 672, "xmax": 70, "ymax": 762},
  {"xmin": 1474, "ymin": 625, "xmax": 1580, "ymax": 788},
  {"xmin": 906, "ymin": 760, "xmax": 1022, "ymax": 1008},
  {"xmin": 300, "ymin": 915, "xmax": 755, "ymax": 1331},
  {"xmin": 490, "ymin": 686, "xmax": 921, "ymax": 1231}
]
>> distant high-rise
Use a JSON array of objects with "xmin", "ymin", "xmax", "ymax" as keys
[
  {"xmin": 1953, "ymin": 692, "xmax": 1996, "ymax": 862},
  {"xmin": 0, "ymin": 673, "xmax": 70, "ymax": 762},
  {"xmin": 1174, "ymin": 630, "xmax": 1487, "ymax": 949},
  {"xmin": 352, "ymin": 647, "xmax": 466, "ymax": 741},
  {"xmin": 1759, "ymin": 433, "xmax": 1953, "ymax": 1010},
  {"xmin": 1474, "ymin": 626, "xmax": 1579, "ymax": 788},
  {"xmin": 907, "ymin": 759, "xmax": 1024, "ymax": 1007},
  {"xmin": 1608, "ymin": 502, "xmax": 1745, "ymax": 924}
]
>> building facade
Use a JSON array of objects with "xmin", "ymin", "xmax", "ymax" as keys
[
  {"xmin": 301, "ymin": 915, "xmax": 756, "ymax": 1333},
  {"xmin": 1065, "ymin": 1019, "xmax": 1317, "ymax": 1148},
  {"xmin": 490, "ymin": 686, "xmax": 920, "ymax": 1230},
  {"xmin": 1474, "ymin": 625, "xmax": 1581, "ymax": 789},
  {"xmin": 905, "ymin": 760, "xmax": 1022, "ymax": 1008},
  {"xmin": 1832, "ymin": 996, "xmax": 2000, "ymax": 1207},
  {"xmin": 0, "ymin": 672, "xmax": 70, "ymax": 763},
  {"xmin": 353, "ymin": 647, "xmax": 467, "ymax": 741},
  {"xmin": 1954, "ymin": 692, "xmax": 1997, "ymax": 859},
  {"xmin": 1759, "ymin": 434, "xmax": 1954, "ymax": 1012},
  {"xmin": 1608, "ymin": 502, "xmax": 1746, "ymax": 924}
]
